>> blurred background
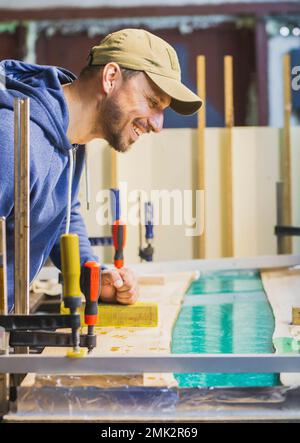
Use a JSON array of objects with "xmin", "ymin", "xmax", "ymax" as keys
[
  {"xmin": 1, "ymin": 0, "xmax": 300, "ymax": 128},
  {"xmin": 1, "ymin": 0, "xmax": 300, "ymax": 264}
]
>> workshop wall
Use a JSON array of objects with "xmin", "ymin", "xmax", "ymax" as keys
[
  {"xmin": 0, "ymin": 19, "xmax": 256, "ymax": 127},
  {"xmin": 0, "ymin": 23, "xmax": 25, "ymax": 60},
  {"xmin": 268, "ymin": 33, "xmax": 300, "ymax": 127},
  {"xmin": 1, "ymin": 1, "xmax": 300, "ymax": 129},
  {"xmin": 35, "ymin": 23, "xmax": 256, "ymax": 127},
  {"xmin": 79, "ymin": 126, "xmax": 300, "ymax": 265},
  {"xmin": 1, "ymin": 2, "xmax": 300, "ymax": 266}
]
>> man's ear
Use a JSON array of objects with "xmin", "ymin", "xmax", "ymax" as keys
[{"xmin": 102, "ymin": 63, "xmax": 122, "ymax": 95}]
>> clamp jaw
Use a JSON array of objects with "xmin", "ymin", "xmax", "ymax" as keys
[
  {"xmin": 139, "ymin": 244, "xmax": 154, "ymax": 262},
  {"xmin": 0, "ymin": 314, "xmax": 96, "ymax": 350},
  {"xmin": 139, "ymin": 201, "xmax": 154, "ymax": 262}
]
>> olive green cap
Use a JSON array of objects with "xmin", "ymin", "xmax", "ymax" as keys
[{"xmin": 87, "ymin": 28, "xmax": 202, "ymax": 115}]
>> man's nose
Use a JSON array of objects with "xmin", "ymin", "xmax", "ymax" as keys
[{"xmin": 148, "ymin": 112, "xmax": 164, "ymax": 133}]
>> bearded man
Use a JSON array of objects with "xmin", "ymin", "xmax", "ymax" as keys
[{"xmin": 0, "ymin": 28, "xmax": 202, "ymax": 312}]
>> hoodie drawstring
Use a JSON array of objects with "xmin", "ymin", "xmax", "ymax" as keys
[{"xmin": 65, "ymin": 149, "xmax": 74, "ymax": 234}]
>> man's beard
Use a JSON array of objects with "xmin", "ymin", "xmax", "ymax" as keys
[{"xmin": 99, "ymin": 96, "xmax": 131, "ymax": 153}]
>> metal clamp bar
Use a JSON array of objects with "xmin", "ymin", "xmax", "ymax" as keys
[
  {"xmin": 0, "ymin": 354, "xmax": 300, "ymax": 374},
  {"xmin": 275, "ymin": 226, "xmax": 300, "ymax": 237},
  {"xmin": 0, "ymin": 217, "xmax": 7, "ymax": 316},
  {"xmin": 9, "ymin": 331, "xmax": 96, "ymax": 349},
  {"xmin": 0, "ymin": 217, "xmax": 8, "ymax": 414},
  {"xmin": 0, "ymin": 314, "xmax": 80, "ymax": 331}
]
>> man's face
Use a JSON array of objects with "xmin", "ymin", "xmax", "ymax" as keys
[{"xmin": 99, "ymin": 72, "xmax": 171, "ymax": 153}]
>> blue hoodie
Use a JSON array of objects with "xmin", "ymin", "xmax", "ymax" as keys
[{"xmin": 0, "ymin": 60, "xmax": 98, "ymax": 312}]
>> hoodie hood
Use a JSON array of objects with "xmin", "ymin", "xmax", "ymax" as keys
[
  {"xmin": 0, "ymin": 60, "xmax": 99, "ymax": 313},
  {"xmin": 0, "ymin": 59, "xmax": 76, "ymax": 152}
]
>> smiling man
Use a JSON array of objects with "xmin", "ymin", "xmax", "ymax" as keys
[{"xmin": 0, "ymin": 28, "xmax": 202, "ymax": 312}]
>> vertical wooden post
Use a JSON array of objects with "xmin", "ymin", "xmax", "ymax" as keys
[
  {"xmin": 14, "ymin": 98, "xmax": 30, "ymax": 355},
  {"xmin": 111, "ymin": 149, "xmax": 118, "ymax": 189},
  {"xmin": 197, "ymin": 55, "xmax": 206, "ymax": 259},
  {"xmin": 222, "ymin": 55, "xmax": 234, "ymax": 257},
  {"xmin": 281, "ymin": 54, "xmax": 292, "ymax": 254}
]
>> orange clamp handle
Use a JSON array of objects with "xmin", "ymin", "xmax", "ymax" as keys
[{"xmin": 80, "ymin": 261, "xmax": 101, "ymax": 326}]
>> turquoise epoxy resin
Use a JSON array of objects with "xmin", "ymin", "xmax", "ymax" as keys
[
  {"xmin": 172, "ymin": 270, "xmax": 279, "ymax": 387},
  {"xmin": 186, "ymin": 270, "xmax": 264, "ymax": 295}
]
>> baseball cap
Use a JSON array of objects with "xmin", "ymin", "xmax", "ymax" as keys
[{"xmin": 87, "ymin": 28, "xmax": 202, "ymax": 115}]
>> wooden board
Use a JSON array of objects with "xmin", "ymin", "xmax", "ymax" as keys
[
  {"xmin": 22, "ymin": 271, "xmax": 195, "ymax": 389},
  {"xmin": 261, "ymin": 267, "xmax": 300, "ymax": 386}
]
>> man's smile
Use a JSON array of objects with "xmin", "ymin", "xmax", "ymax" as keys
[{"xmin": 131, "ymin": 120, "xmax": 148, "ymax": 142}]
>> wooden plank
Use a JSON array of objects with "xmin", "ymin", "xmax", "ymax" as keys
[
  {"xmin": 281, "ymin": 54, "xmax": 292, "ymax": 254},
  {"xmin": 22, "ymin": 271, "xmax": 195, "ymax": 389},
  {"xmin": 197, "ymin": 55, "xmax": 206, "ymax": 259},
  {"xmin": 61, "ymin": 301, "xmax": 159, "ymax": 327},
  {"xmin": 224, "ymin": 56, "xmax": 234, "ymax": 129},
  {"xmin": 111, "ymin": 149, "xmax": 118, "ymax": 189},
  {"xmin": 292, "ymin": 307, "xmax": 300, "ymax": 326},
  {"xmin": 261, "ymin": 267, "xmax": 300, "ymax": 386},
  {"xmin": 137, "ymin": 274, "xmax": 166, "ymax": 285},
  {"xmin": 14, "ymin": 98, "xmax": 30, "ymax": 316},
  {"xmin": 14, "ymin": 98, "xmax": 30, "ymax": 359},
  {"xmin": 222, "ymin": 56, "xmax": 234, "ymax": 257}
]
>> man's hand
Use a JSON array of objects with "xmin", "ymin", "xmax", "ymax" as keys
[{"xmin": 100, "ymin": 268, "xmax": 139, "ymax": 305}]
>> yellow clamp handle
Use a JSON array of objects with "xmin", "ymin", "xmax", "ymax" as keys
[{"xmin": 60, "ymin": 233, "xmax": 81, "ymax": 298}]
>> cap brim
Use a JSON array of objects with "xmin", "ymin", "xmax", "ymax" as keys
[{"xmin": 146, "ymin": 71, "xmax": 202, "ymax": 116}]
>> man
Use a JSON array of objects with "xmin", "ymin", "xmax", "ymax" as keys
[{"xmin": 0, "ymin": 28, "xmax": 202, "ymax": 312}]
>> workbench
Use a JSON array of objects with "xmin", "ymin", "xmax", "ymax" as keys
[{"xmin": 2, "ymin": 254, "xmax": 300, "ymax": 422}]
